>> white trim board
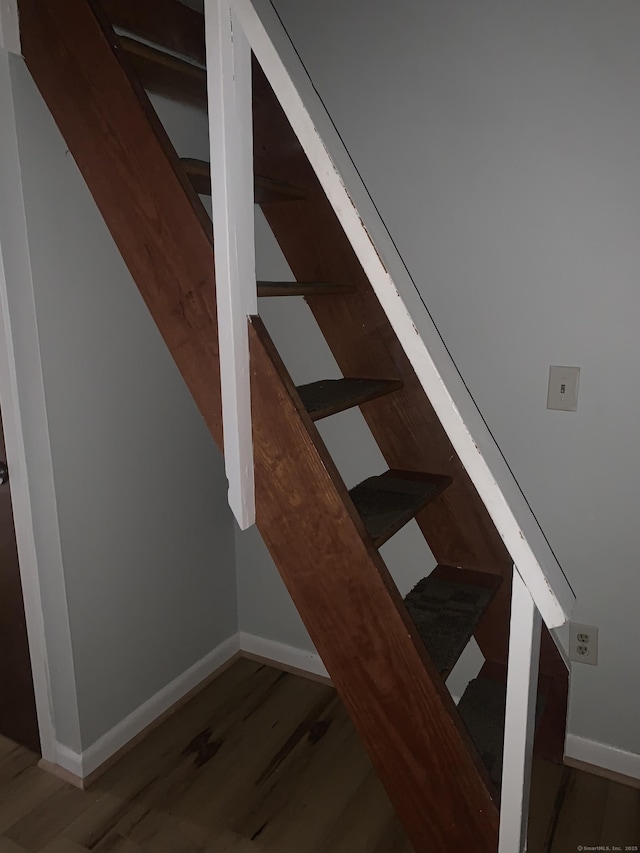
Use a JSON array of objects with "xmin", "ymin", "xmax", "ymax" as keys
[
  {"xmin": 49, "ymin": 634, "xmax": 240, "ymax": 781},
  {"xmin": 44, "ymin": 632, "xmax": 328, "ymax": 783},
  {"xmin": 239, "ymin": 632, "xmax": 329, "ymax": 681},
  {"xmin": 206, "ymin": 0, "xmax": 257, "ymax": 530},
  {"xmin": 565, "ymin": 734, "xmax": 640, "ymax": 783}
]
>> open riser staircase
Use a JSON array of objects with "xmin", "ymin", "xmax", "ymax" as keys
[{"xmin": 16, "ymin": 1, "xmax": 575, "ymax": 849}]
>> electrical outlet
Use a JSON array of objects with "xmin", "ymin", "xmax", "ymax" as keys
[{"xmin": 569, "ymin": 622, "xmax": 598, "ymax": 666}]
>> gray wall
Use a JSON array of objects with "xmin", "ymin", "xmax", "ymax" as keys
[
  {"xmin": 11, "ymin": 56, "xmax": 237, "ymax": 750},
  {"xmin": 266, "ymin": 0, "xmax": 640, "ymax": 755}
]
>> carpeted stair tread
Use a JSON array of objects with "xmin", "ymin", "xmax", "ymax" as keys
[
  {"xmin": 458, "ymin": 676, "xmax": 546, "ymax": 788},
  {"xmin": 404, "ymin": 569, "xmax": 499, "ymax": 677},
  {"xmin": 297, "ymin": 378, "xmax": 403, "ymax": 421},
  {"xmin": 349, "ymin": 470, "xmax": 451, "ymax": 547},
  {"xmin": 257, "ymin": 281, "xmax": 356, "ymax": 297},
  {"xmin": 181, "ymin": 157, "xmax": 308, "ymax": 203}
]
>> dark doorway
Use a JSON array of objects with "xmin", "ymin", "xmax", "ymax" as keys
[{"xmin": 0, "ymin": 409, "xmax": 40, "ymax": 753}]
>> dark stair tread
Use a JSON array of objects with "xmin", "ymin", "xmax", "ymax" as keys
[
  {"xmin": 458, "ymin": 675, "xmax": 547, "ymax": 789},
  {"xmin": 257, "ymin": 281, "xmax": 356, "ymax": 297},
  {"xmin": 181, "ymin": 158, "xmax": 308, "ymax": 204},
  {"xmin": 119, "ymin": 37, "xmax": 207, "ymax": 110},
  {"xmin": 350, "ymin": 470, "xmax": 451, "ymax": 548},
  {"xmin": 404, "ymin": 565, "xmax": 502, "ymax": 678},
  {"xmin": 297, "ymin": 378, "xmax": 403, "ymax": 421}
]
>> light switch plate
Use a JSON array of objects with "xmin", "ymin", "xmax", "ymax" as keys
[{"xmin": 547, "ymin": 365, "xmax": 580, "ymax": 411}]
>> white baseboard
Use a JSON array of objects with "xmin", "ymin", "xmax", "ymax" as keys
[
  {"xmin": 238, "ymin": 632, "xmax": 329, "ymax": 681},
  {"xmin": 47, "ymin": 632, "xmax": 328, "ymax": 784},
  {"xmin": 565, "ymin": 733, "xmax": 640, "ymax": 783},
  {"xmin": 50, "ymin": 634, "xmax": 240, "ymax": 781},
  {"xmin": 45, "ymin": 631, "xmax": 640, "ymax": 791}
]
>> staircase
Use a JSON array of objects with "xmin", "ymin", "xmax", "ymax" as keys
[{"xmin": 16, "ymin": 1, "xmax": 573, "ymax": 850}]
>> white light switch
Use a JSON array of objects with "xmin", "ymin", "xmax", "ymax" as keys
[{"xmin": 547, "ymin": 366, "xmax": 580, "ymax": 411}]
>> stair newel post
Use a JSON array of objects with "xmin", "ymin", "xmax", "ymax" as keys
[
  {"xmin": 499, "ymin": 566, "xmax": 543, "ymax": 853},
  {"xmin": 206, "ymin": 0, "xmax": 257, "ymax": 529}
]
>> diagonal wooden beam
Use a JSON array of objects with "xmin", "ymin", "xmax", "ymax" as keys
[{"xmin": 18, "ymin": 0, "xmax": 223, "ymax": 446}]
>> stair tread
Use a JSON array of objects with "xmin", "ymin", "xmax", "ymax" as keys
[
  {"xmin": 298, "ymin": 378, "xmax": 403, "ymax": 421},
  {"xmin": 350, "ymin": 470, "xmax": 451, "ymax": 547},
  {"xmin": 404, "ymin": 565, "xmax": 501, "ymax": 678},
  {"xmin": 181, "ymin": 158, "xmax": 308, "ymax": 204},
  {"xmin": 257, "ymin": 281, "xmax": 356, "ymax": 297},
  {"xmin": 119, "ymin": 36, "xmax": 207, "ymax": 109},
  {"xmin": 458, "ymin": 675, "xmax": 547, "ymax": 788}
]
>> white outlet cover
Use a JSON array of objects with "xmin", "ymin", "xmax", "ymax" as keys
[
  {"xmin": 547, "ymin": 365, "xmax": 580, "ymax": 411},
  {"xmin": 569, "ymin": 622, "xmax": 598, "ymax": 666}
]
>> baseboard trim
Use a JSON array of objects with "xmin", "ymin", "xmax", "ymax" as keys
[
  {"xmin": 39, "ymin": 756, "xmax": 86, "ymax": 790},
  {"xmin": 41, "ymin": 632, "xmax": 332, "ymax": 787},
  {"xmin": 565, "ymin": 734, "xmax": 640, "ymax": 786},
  {"xmin": 41, "ymin": 631, "xmax": 640, "ymax": 796},
  {"xmin": 44, "ymin": 634, "xmax": 240, "ymax": 785},
  {"xmin": 238, "ymin": 632, "xmax": 331, "ymax": 684}
]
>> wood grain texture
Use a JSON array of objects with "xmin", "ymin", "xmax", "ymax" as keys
[
  {"xmin": 249, "ymin": 317, "xmax": 499, "ymax": 852},
  {"xmin": 0, "ymin": 661, "xmax": 412, "ymax": 852},
  {"xmin": 0, "ymin": 663, "xmax": 635, "ymax": 853},
  {"xmin": 18, "ymin": 0, "xmax": 223, "ymax": 448},
  {"xmin": 102, "ymin": 0, "xmax": 206, "ymax": 64}
]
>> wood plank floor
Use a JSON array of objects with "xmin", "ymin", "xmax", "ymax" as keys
[{"xmin": 0, "ymin": 658, "xmax": 637, "ymax": 852}]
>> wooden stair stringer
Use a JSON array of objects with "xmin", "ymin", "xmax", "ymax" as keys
[
  {"xmin": 18, "ymin": 0, "xmax": 224, "ymax": 448},
  {"xmin": 249, "ymin": 316, "xmax": 499, "ymax": 852}
]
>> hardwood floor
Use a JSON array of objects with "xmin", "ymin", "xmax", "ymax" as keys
[{"xmin": 0, "ymin": 658, "xmax": 637, "ymax": 852}]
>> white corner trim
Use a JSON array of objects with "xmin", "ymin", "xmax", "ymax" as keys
[
  {"xmin": 52, "ymin": 741, "xmax": 83, "ymax": 780},
  {"xmin": 52, "ymin": 634, "xmax": 240, "ymax": 780},
  {"xmin": 0, "ymin": 1, "xmax": 20, "ymax": 55},
  {"xmin": 565, "ymin": 734, "xmax": 640, "ymax": 782},
  {"xmin": 206, "ymin": 0, "xmax": 257, "ymax": 530},
  {"xmin": 239, "ymin": 632, "xmax": 329, "ymax": 680},
  {"xmin": 50, "ymin": 633, "xmax": 329, "ymax": 781},
  {"xmin": 0, "ymin": 48, "xmax": 62, "ymax": 761}
]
